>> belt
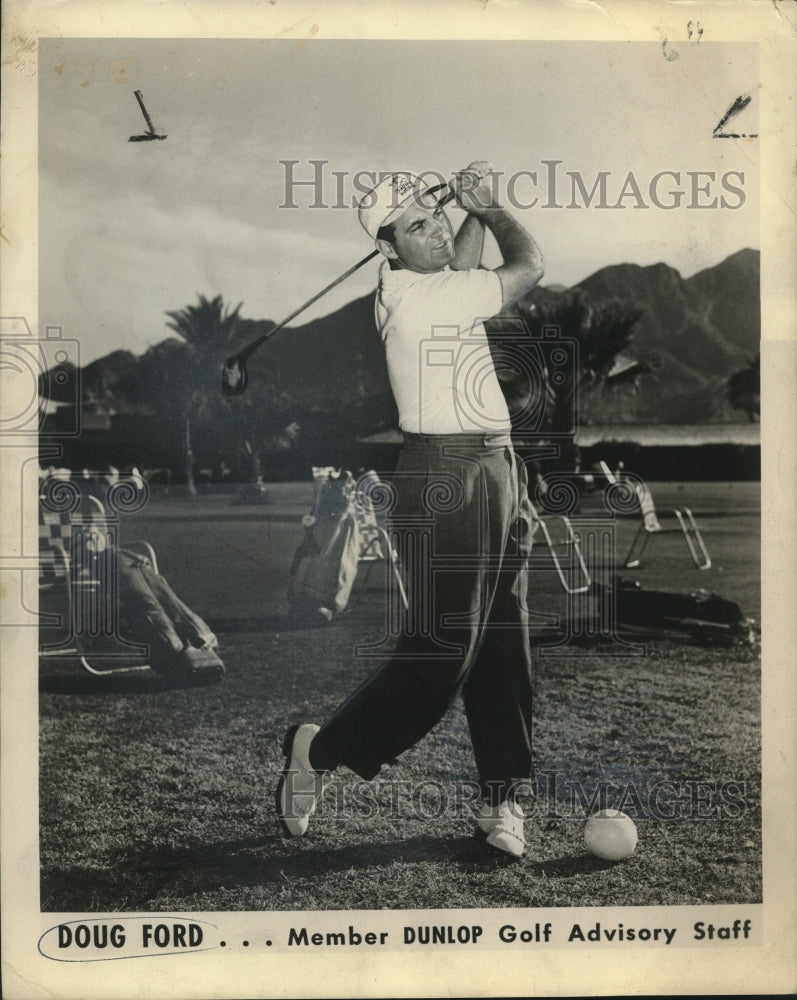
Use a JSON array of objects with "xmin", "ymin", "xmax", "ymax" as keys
[{"xmin": 402, "ymin": 431, "xmax": 513, "ymax": 448}]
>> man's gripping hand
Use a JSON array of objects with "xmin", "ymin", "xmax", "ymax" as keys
[
  {"xmin": 452, "ymin": 160, "xmax": 544, "ymax": 308},
  {"xmin": 452, "ymin": 161, "xmax": 500, "ymax": 216}
]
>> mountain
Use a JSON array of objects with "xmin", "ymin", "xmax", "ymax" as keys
[
  {"xmin": 80, "ymin": 350, "xmax": 146, "ymax": 410},
  {"xmin": 558, "ymin": 249, "xmax": 759, "ymax": 423},
  {"xmin": 247, "ymin": 247, "xmax": 760, "ymax": 427},
  {"xmin": 684, "ymin": 248, "xmax": 760, "ymax": 354},
  {"xmin": 227, "ymin": 293, "xmax": 398, "ymax": 438},
  {"xmin": 44, "ymin": 249, "xmax": 759, "ymax": 472}
]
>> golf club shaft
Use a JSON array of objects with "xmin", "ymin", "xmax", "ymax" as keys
[
  {"xmin": 235, "ymin": 248, "xmax": 379, "ymax": 363},
  {"xmin": 231, "ymin": 186, "xmax": 458, "ymax": 365}
]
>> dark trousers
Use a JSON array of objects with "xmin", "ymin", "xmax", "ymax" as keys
[{"xmin": 312, "ymin": 433, "xmax": 534, "ymax": 803}]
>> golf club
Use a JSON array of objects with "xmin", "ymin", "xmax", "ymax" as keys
[{"xmin": 221, "ymin": 186, "xmax": 457, "ymax": 395}]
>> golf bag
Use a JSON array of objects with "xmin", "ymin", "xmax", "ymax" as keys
[
  {"xmin": 116, "ymin": 548, "xmax": 225, "ymax": 677},
  {"xmin": 288, "ymin": 469, "xmax": 363, "ymax": 623},
  {"xmin": 593, "ymin": 576, "xmax": 754, "ymax": 646}
]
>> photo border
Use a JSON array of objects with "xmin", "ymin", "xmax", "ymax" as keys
[{"xmin": 2, "ymin": 2, "xmax": 795, "ymax": 997}]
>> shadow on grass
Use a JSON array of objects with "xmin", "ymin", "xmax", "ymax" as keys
[
  {"xmin": 41, "ymin": 833, "xmax": 613, "ymax": 912},
  {"xmin": 533, "ymin": 852, "xmax": 621, "ymax": 877}
]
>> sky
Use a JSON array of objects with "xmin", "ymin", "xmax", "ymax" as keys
[{"xmin": 38, "ymin": 37, "xmax": 759, "ymax": 363}]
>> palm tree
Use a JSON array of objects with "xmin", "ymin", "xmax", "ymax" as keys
[
  {"xmin": 486, "ymin": 290, "xmax": 655, "ymax": 484},
  {"xmin": 726, "ymin": 353, "xmax": 760, "ymax": 423},
  {"xmin": 165, "ymin": 295, "xmax": 243, "ymax": 495},
  {"xmin": 495, "ymin": 291, "xmax": 651, "ymax": 419}
]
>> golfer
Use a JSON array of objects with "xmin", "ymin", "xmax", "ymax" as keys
[{"xmin": 278, "ymin": 162, "xmax": 544, "ymax": 857}]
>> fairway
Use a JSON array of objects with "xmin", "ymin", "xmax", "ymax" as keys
[{"xmin": 39, "ymin": 481, "xmax": 761, "ymax": 912}]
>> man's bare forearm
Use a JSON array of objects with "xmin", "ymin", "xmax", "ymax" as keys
[
  {"xmin": 451, "ymin": 213, "xmax": 486, "ymax": 271},
  {"xmin": 485, "ymin": 209, "xmax": 544, "ymax": 281},
  {"xmin": 483, "ymin": 208, "xmax": 545, "ymax": 306}
]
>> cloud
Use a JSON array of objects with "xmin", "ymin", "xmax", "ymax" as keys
[{"xmin": 40, "ymin": 181, "xmax": 373, "ymax": 361}]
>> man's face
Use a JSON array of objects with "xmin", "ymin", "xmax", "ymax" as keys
[{"xmin": 380, "ymin": 196, "xmax": 455, "ymax": 273}]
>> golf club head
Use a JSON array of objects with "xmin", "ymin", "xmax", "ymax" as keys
[{"xmin": 222, "ymin": 357, "xmax": 248, "ymax": 395}]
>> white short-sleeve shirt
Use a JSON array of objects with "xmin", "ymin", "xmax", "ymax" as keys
[{"xmin": 375, "ymin": 262, "xmax": 512, "ymax": 435}]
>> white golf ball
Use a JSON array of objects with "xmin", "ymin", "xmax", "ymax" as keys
[{"xmin": 584, "ymin": 809, "xmax": 638, "ymax": 861}]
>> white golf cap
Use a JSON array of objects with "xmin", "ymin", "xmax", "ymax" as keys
[{"xmin": 358, "ymin": 172, "xmax": 450, "ymax": 241}]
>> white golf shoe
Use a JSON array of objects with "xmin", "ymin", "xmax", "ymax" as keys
[
  {"xmin": 276, "ymin": 724, "xmax": 323, "ymax": 838},
  {"xmin": 476, "ymin": 799, "xmax": 526, "ymax": 858}
]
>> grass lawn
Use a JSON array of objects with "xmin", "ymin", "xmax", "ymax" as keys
[{"xmin": 39, "ymin": 481, "xmax": 761, "ymax": 912}]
